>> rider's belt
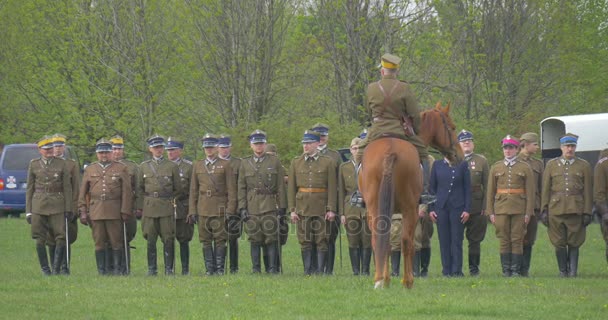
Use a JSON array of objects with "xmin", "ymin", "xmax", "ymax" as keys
[
  {"xmin": 496, "ymin": 188, "xmax": 525, "ymax": 194},
  {"xmin": 203, "ymin": 190, "xmax": 227, "ymax": 197},
  {"xmin": 145, "ymin": 192, "xmax": 173, "ymax": 199},
  {"xmin": 552, "ymin": 190, "xmax": 582, "ymax": 196},
  {"xmin": 35, "ymin": 187, "xmax": 63, "ymax": 193},
  {"xmin": 299, "ymin": 188, "xmax": 327, "ymax": 193},
  {"xmin": 253, "ymin": 188, "xmax": 276, "ymax": 195},
  {"xmin": 91, "ymin": 194, "xmax": 118, "ymax": 201}
]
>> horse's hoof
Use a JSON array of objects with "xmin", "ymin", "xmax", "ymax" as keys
[{"xmin": 374, "ymin": 280, "xmax": 384, "ymax": 289}]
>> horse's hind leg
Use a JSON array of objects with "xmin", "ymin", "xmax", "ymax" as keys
[{"xmin": 401, "ymin": 212, "xmax": 417, "ymax": 289}]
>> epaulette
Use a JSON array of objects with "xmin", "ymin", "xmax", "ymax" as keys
[
  {"xmin": 576, "ymin": 157, "xmax": 589, "ymax": 165},
  {"xmin": 598, "ymin": 157, "xmax": 608, "ymax": 165},
  {"xmin": 182, "ymin": 159, "xmax": 193, "ymax": 165},
  {"xmin": 141, "ymin": 159, "xmax": 153, "ymax": 165},
  {"xmin": 492, "ymin": 160, "xmax": 504, "ymax": 166},
  {"xmin": 473, "ymin": 153, "xmax": 487, "ymax": 160}
]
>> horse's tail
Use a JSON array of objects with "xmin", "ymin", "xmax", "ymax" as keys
[{"xmin": 375, "ymin": 152, "xmax": 396, "ymax": 275}]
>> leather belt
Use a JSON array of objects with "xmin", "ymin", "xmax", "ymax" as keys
[
  {"xmin": 299, "ymin": 188, "xmax": 327, "ymax": 193},
  {"xmin": 471, "ymin": 185, "xmax": 482, "ymax": 192},
  {"xmin": 253, "ymin": 188, "xmax": 277, "ymax": 195},
  {"xmin": 496, "ymin": 188, "xmax": 525, "ymax": 194},
  {"xmin": 552, "ymin": 191, "xmax": 582, "ymax": 196},
  {"xmin": 91, "ymin": 194, "xmax": 118, "ymax": 201},
  {"xmin": 145, "ymin": 192, "xmax": 172, "ymax": 199},
  {"xmin": 203, "ymin": 190, "xmax": 227, "ymax": 197},
  {"xmin": 34, "ymin": 187, "xmax": 63, "ymax": 193}
]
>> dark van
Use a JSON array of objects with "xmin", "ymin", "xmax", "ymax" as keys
[{"xmin": 0, "ymin": 144, "xmax": 40, "ymax": 216}]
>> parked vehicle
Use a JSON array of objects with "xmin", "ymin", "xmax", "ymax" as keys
[{"xmin": 0, "ymin": 144, "xmax": 39, "ymax": 217}]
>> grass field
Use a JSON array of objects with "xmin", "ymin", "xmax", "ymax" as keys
[{"xmin": 1, "ymin": 217, "xmax": 607, "ymax": 320}]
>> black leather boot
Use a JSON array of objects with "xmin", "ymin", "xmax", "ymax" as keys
[
  {"xmin": 317, "ymin": 250, "xmax": 327, "ymax": 275},
  {"xmin": 60, "ymin": 245, "xmax": 71, "ymax": 275},
  {"xmin": 105, "ymin": 246, "xmax": 114, "ymax": 275},
  {"xmin": 568, "ymin": 247, "xmax": 579, "ymax": 277},
  {"xmin": 266, "ymin": 243, "xmax": 278, "ymax": 274},
  {"xmin": 326, "ymin": 238, "xmax": 336, "ymax": 275},
  {"xmin": 302, "ymin": 249, "xmax": 313, "ymax": 275},
  {"xmin": 521, "ymin": 245, "xmax": 532, "ymax": 277},
  {"xmin": 511, "ymin": 254, "xmax": 522, "ymax": 277},
  {"xmin": 349, "ymin": 248, "xmax": 361, "ymax": 275},
  {"xmin": 251, "ymin": 243, "xmax": 262, "ymax": 274},
  {"xmin": 556, "ymin": 247, "xmax": 568, "ymax": 277},
  {"xmin": 147, "ymin": 243, "xmax": 158, "ymax": 276},
  {"xmin": 263, "ymin": 245, "xmax": 269, "ymax": 273},
  {"xmin": 391, "ymin": 251, "xmax": 400, "ymax": 277},
  {"xmin": 413, "ymin": 251, "xmax": 421, "ymax": 277},
  {"xmin": 48, "ymin": 245, "xmax": 56, "ymax": 271},
  {"xmin": 122, "ymin": 245, "xmax": 131, "ymax": 275},
  {"xmin": 311, "ymin": 245, "xmax": 318, "ymax": 274},
  {"xmin": 180, "ymin": 242, "xmax": 190, "ymax": 275},
  {"xmin": 36, "ymin": 245, "xmax": 52, "ymax": 276},
  {"xmin": 52, "ymin": 245, "xmax": 65, "ymax": 276},
  {"xmin": 361, "ymin": 248, "xmax": 372, "ymax": 276},
  {"xmin": 112, "ymin": 249, "xmax": 122, "ymax": 276},
  {"xmin": 215, "ymin": 245, "xmax": 226, "ymax": 275},
  {"xmin": 229, "ymin": 238, "xmax": 238, "ymax": 274},
  {"xmin": 469, "ymin": 254, "xmax": 480, "ymax": 276},
  {"xmin": 203, "ymin": 246, "xmax": 215, "ymax": 275},
  {"xmin": 420, "ymin": 248, "xmax": 431, "ymax": 277},
  {"xmin": 500, "ymin": 253, "xmax": 511, "ymax": 277},
  {"xmin": 95, "ymin": 250, "xmax": 106, "ymax": 275},
  {"xmin": 164, "ymin": 242, "xmax": 175, "ymax": 275}
]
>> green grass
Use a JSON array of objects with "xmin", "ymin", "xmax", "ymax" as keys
[{"xmin": 1, "ymin": 217, "xmax": 607, "ymax": 319}]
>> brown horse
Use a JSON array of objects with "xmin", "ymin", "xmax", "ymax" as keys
[{"xmin": 359, "ymin": 102, "xmax": 462, "ymax": 289}]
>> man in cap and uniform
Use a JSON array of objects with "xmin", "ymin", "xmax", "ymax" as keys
[
  {"xmin": 135, "ymin": 135, "xmax": 183, "ymax": 276},
  {"xmin": 288, "ymin": 130, "xmax": 338, "ymax": 275},
  {"xmin": 187, "ymin": 134, "xmax": 237, "ymax": 275},
  {"xmin": 238, "ymin": 130, "xmax": 287, "ymax": 274},
  {"xmin": 26, "ymin": 135, "xmax": 73, "ymax": 275},
  {"xmin": 78, "ymin": 139, "xmax": 132, "ymax": 275},
  {"xmin": 110, "ymin": 135, "xmax": 138, "ymax": 274},
  {"xmin": 355, "ymin": 53, "xmax": 433, "ymax": 204},
  {"xmin": 486, "ymin": 135, "xmax": 535, "ymax": 277},
  {"xmin": 594, "ymin": 146, "xmax": 608, "ymax": 264},
  {"xmin": 264, "ymin": 143, "xmax": 289, "ymax": 271},
  {"xmin": 166, "ymin": 137, "xmax": 193, "ymax": 275},
  {"xmin": 517, "ymin": 132, "xmax": 544, "ymax": 276},
  {"xmin": 541, "ymin": 133, "xmax": 592, "ymax": 277},
  {"xmin": 339, "ymin": 137, "xmax": 371, "ymax": 275},
  {"xmin": 217, "ymin": 134, "xmax": 242, "ymax": 274},
  {"xmin": 458, "ymin": 130, "xmax": 489, "ymax": 276}
]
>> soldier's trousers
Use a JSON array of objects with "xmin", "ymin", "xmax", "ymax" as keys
[
  {"xmin": 344, "ymin": 215, "xmax": 371, "ymax": 249},
  {"xmin": 46, "ymin": 218, "xmax": 78, "ymax": 246},
  {"xmin": 390, "ymin": 215, "xmax": 403, "ymax": 252},
  {"xmin": 415, "ymin": 214, "xmax": 434, "ymax": 251},
  {"xmin": 296, "ymin": 216, "xmax": 328, "ymax": 251},
  {"xmin": 91, "ymin": 219, "xmax": 123, "ymax": 250},
  {"xmin": 523, "ymin": 211, "xmax": 539, "ymax": 246},
  {"xmin": 176, "ymin": 218, "xmax": 194, "ymax": 243},
  {"xmin": 125, "ymin": 215, "xmax": 137, "ymax": 243},
  {"xmin": 548, "ymin": 214, "xmax": 586, "ymax": 248},
  {"xmin": 465, "ymin": 212, "xmax": 487, "ymax": 255},
  {"xmin": 31, "ymin": 213, "xmax": 65, "ymax": 246},
  {"xmin": 198, "ymin": 216, "xmax": 227, "ymax": 248},
  {"xmin": 245, "ymin": 212, "xmax": 278, "ymax": 245},
  {"xmin": 494, "ymin": 214, "xmax": 526, "ymax": 254},
  {"xmin": 142, "ymin": 216, "xmax": 175, "ymax": 246}
]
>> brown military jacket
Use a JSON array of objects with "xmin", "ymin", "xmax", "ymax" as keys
[
  {"xmin": 541, "ymin": 157, "xmax": 593, "ymax": 215},
  {"xmin": 117, "ymin": 158, "xmax": 138, "ymax": 212},
  {"xmin": 26, "ymin": 157, "xmax": 72, "ymax": 215},
  {"xmin": 78, "ymin": 161, "xmax": 132, "ymax": 220},
  {"xmin": 319, "ymin": 146, "xmax": 341, "ymax": 165},
  {"xmin": 486, "ymin": 159, "xmax": 535, "ymax": 216},
  {"xmin": 465, "ymin": 153, "xmax": 489, "ymax": 214},
  {"xmin": 135, "ymin": 158, "xmax": 183, "ymax": 218},
  {"xmin": 64, "ymin": 159, "xmax": 80, "ymax": 215},
  {"xmin": 338, "ymin": 160, "xmax": 365, "ymax": 218},
  {"xmin": 517, "ymin": 151, "xmax": 544, "ymax": 211},
  {"xmin": 594, "ymin": 149, "xmax": 608, "ymax": 206},
  {"xmin": 288, "ymin": 154, "xmax": 337, "ymax": 216},
  {"xmin": 189, "ymin": 157, "xmax": 237, "ymax": 217},
  {"xmin": 173, "ymin": 158, "xmax": 193, "ymax": 219},
  {"xmin": 238, "ymin": 154, "xmax": 287, "ymax": 215}
]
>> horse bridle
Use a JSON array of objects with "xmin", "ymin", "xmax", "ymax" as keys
[{"xmin": 433, "ymin": 109, "xmax": 457, "ymax": 160}]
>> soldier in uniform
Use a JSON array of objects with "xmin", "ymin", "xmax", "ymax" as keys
[
  {"xmin": 594, "ymin": 147, "xmax": 608, "ymax": 263},
  {"xmin": 166, "ymin": 138, "xmax": 193, "ymax": 275},
  {"xmin": 25, "ymin": 136, "xmax": 73, "ymax": 275},
  {"xmin": 458, "ymin": 130, "xmax": 489, "ymax": 276},
  {"xmin": 218, "ymin": 135, "xmax": 242, "ymax": 274},
  {"xmin": 338, "ymin": 137, "xmax": 371, "ymax": 276},
  {"xmin": 486, "ymin": 135, "xmax": 535, "ymax": 277},
  {"xmin": 78, "ymin": 139, "xmax": 132, "ymax": 275},
  {"xmin": 540, "ymin": 133, "xmax": 593, "ymax": 277},
  {"xmin": 111, "ymin": 135, "xmax": 138, "ymax": 274},
  {"xmin": 46, "ymin": 134, "xmax": 80, "ymax": 275},
  {"xmin": 135, "ymin": 135, "xmax": 183, "ymax": 276},
  {"xmin": 414, "ymin": 201, "xmax": 434, "ymax": 277},
  {"xmin": 238, "ymin": 130, "xmax": 287, "ymax": 274},
  {"xmin": 288, "ymin": 130, "xmax": 338, "ymax": 275},
  {"xmin": 517, "ymin": 132, "xmax": 544, "ymax": 276},
  {"xmin": 187, "ymin": 134, "xmax": 237, "ymax": 275},
  {"xmin": 265, "ymin": 143, "xmax": 289, "ymax": 271}
]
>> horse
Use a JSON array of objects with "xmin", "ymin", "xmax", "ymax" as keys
[{"xmin": 359, "ymin": 101, "xmax": 463, "ymax": 289}]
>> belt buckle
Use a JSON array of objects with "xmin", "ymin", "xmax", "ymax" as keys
[
  {"xmin": 100, "ymin": 194, "xmax": 106, "ymax": 201},
  {"xmin": 206, "ymin": 190, "xmax": 212, "ymax": 197},
  {"xmin": 153, "ymin": 192, "xmax": 159, "ymax": 198}
]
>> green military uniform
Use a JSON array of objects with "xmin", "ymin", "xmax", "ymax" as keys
[
  {"xmin": 225, "ymin": 155, "xmax": 242, "ymax": 273},
  {"xmin": 463, "ymin": 152, "xmax": 489, "ymax": 275},
  {"xmin": 172, "ymin": 157, "xmax": 193, "ymax": 274},
  {"xmin": 26, "ymin": 136, "xmax": 73, "ymax": 275},
  {"xmin": 486, "ymin": 139, "xmax": 535, "ymax": 277},
  {"xmin": 594, "ymin": 149, "xmax": 608, "ymax": 263}
]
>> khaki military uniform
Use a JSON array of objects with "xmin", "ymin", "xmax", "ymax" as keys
[
  {"xmin": 78, "ymin": 162, "xmax": 132, "ymax": 250},
  {"xmin": 518, "ymin": 152, "xmax": 543, "ymax": 246},
  {"xmin": 542, "ymin": 157, "xmax": 593, "ymax": 248},
  {"xmin": 338, "ymin": 160, "xmax": 370, "ymax": 249},
  {"xmin": 594, "ymin": 150, "xmax": 608, "ymax": 252},
  {"xmin": 463, "ymin": 153, "xmax": 489, "ymax": 256},
  {"xmin": 173, "ymin": 159, "xmax": 194, "ymax": 243},
  {"xmin": 319, "ymin": 145, "xmax": 341, "ymax": 274},
  {"xmin": 118, "ymin": 159, "xmax": 139, "ymax": 242},
  {"xmin": 486, "ymin": 159, "xmax": 535, "ymax": 255},
  {"xmin": 226, "ymin": 157, "xmax": 242, "ymax": 241}
]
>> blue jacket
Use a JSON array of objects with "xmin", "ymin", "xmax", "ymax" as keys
[{"xmin": 430, "ymin": 159, "xmax": 471, "ymax": 212}]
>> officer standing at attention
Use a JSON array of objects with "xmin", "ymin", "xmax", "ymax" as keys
[
  {"xmin": 486, "ymin": 135, "xmax": 535, "ymax": 277},
  {"xmin": 187, "ymin": 134, "xmax": 237, "ymax": 275},
  {"xmin": 458, "ymin": 130, "xmax": 489, "ymax": 276},
  {"xmin": 517, "ymin": 132, "xmax": 544, "ymax": 276},
  {"xmin": 264, "ymin": 143, "xmax": 289, "ymax": 272},
  {"xmin": 218, "ymin": 134, "xmax": 242, "ymax": 274},
  {"xmin": 594, "ymin": 147, "xmax": 608, "ymax": 264},
  {"xmin": 288, "ymin": 130, "xmax": 338, "ymax": 275},
  {"xmin": 26, "ymin": 135, "xmax": 73, "ymax": 275},
  {"xmin": 135, "ymin": 135, "xmax": 183, "ymax": 276},
  {"xmin": 78, "ymin": 139, "xmax": 132, "ymax": 275},
  {"xmin": 540, "ymin": 133, "xmax": 593, "ymax": 277},
  {"xmin": 238, "ymin": 130, "xmax": 287, "ymax": 274},
  {"xmin": 110, "ymin": 135, "xmax": 138, "ymax": 274},
  {"xmin": 166, "ymin": 137, "xmax": 193, "ymax": 275}
]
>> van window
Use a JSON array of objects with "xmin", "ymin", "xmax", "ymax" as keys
[{"xmin": 2, "ymin": 147, "xmax": 39, "ymax": 170}]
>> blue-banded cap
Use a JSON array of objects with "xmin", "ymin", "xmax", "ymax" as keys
[
  {"xmin": 301, "ymin": 130, "xmax": 321, "ymax": 144},
  {"xmin": 95, "ymin": 138, "xmax": 113, "ymax": 153},
  {"xmin": 166, "ymin": 137, "xmax": 184, "ymax": 150},
  {"xmin": 248, "ymin": 130, "xmax": 267, "ymax": 144},
  {"xmin": 147, "ymin": 134, "xmax": 165, "ymax": 148},
  {"xmin": 201, "ymin": 133, "xmax": 219, "ymax": 148},
  {"xmin": 457, "ymin": 129, "xmax": 473, "ymax": 142},
  {"xmin": 218, "ymin": 134, "xmax": 232, "ymax": 147},
  {"xmin": 560, "ymin": 133, "xmax": 578, "ymax": 146},
  {"xmin": 359, "ymin": 128, "xmax": 368, "ymax": 139},
  {"xmin": 311, "ymin": 123, "xmax": 329, "ymax": 136}
]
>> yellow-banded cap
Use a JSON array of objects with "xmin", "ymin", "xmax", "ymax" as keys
[
  {"xmin": 37, "ymin": 135, "xmax": 54, "ymax": 149},
  {"xmin": 51, "ymin": 133, "xmax": 66, "ymax": 146},
  {"xmin": 380, "ymin": 53, "xmax": 401, "ymax": 69},
  {"xmin": 110, "ymin": 135, "xmax": 124, "ymax": 148}
]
